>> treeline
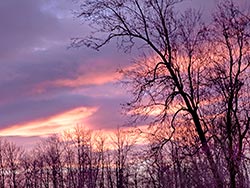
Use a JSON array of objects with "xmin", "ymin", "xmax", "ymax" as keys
[{"xmin": 0, "ymin": 125, "xmax": 249, "ymax": 188}]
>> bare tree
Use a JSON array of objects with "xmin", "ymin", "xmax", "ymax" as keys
[
  {"xmin": 20, "ymin": 152, "xmax": 42, "ymax": 188},
  {"xmin": 74, "ymin": 0, "xmax": 250, "ymax": 187},
  {"xmin": 206, "ymin": 2, "xmax": 250, "ymax": 187},
  {"xmin": 92, "ymin": 132, "xmax": 107, "ymax": 188},
  {"xmin": 111, "ymin": 128, "xmax": 137, "ymax": 188},
  {"xmin": 67, "ymin": 125, "xmax": 93, "ymax": 188},
  {"xmin": 0, "ymin": 139, "xmax": 7, "ymax": 188},
  {"xmin": 4, "ymin": 141, "xmax": 24, "ymax": 188},
  {"xmin": 40, "ymin": 135, "xmax": 65, "ymax": 188},
  {"xmin": 61, "ymin": 131, "xmax": 78, "ymax": 188}
]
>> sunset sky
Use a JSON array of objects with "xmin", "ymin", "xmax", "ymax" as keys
[{"xmin": 0, "ymin": 0, "xmax": 248, "ymax": 148}]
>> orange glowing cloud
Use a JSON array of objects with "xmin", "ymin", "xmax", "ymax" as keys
[
  {"xmin": 0, "ymin": 106, "xmax": 98, "ymax": 137},
  {"xmin": 31, "ymin": 70, "xmax": 121, "ymax": 95},
  {"xmin": 52, "ymin": 72, "xmax": 121, "ymax": 88}
]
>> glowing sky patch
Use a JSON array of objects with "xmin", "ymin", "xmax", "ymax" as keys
[
  {"xmin": 0, "ymin": 107, "xmax": 97, "ymax": 137},
  {"xmin": 51, "ymin": 72, "xmax": 120, "ymax": 88}
]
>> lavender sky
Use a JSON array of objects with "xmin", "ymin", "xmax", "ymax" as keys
[{"xmin": 0, "ymin": 0, "xmax": 248, "ymax": 148}]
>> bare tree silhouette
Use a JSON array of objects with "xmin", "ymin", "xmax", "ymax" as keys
[{"xmin": 73, "ymin": 0, "xmax": 250, "ymax": 187}]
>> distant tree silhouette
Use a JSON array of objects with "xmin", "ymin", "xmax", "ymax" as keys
[
  {"xmin": 4, "ymin": 141, "xmax": 24, "ymax": 188},
  {"xmin": 0, "ymin": 139, "xmax": 7, "ymax": 188}
]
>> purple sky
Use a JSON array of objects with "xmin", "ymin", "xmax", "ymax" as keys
[{"xmin": 0, "ymin": 0, "xmax": 248, "ymax": 147}]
